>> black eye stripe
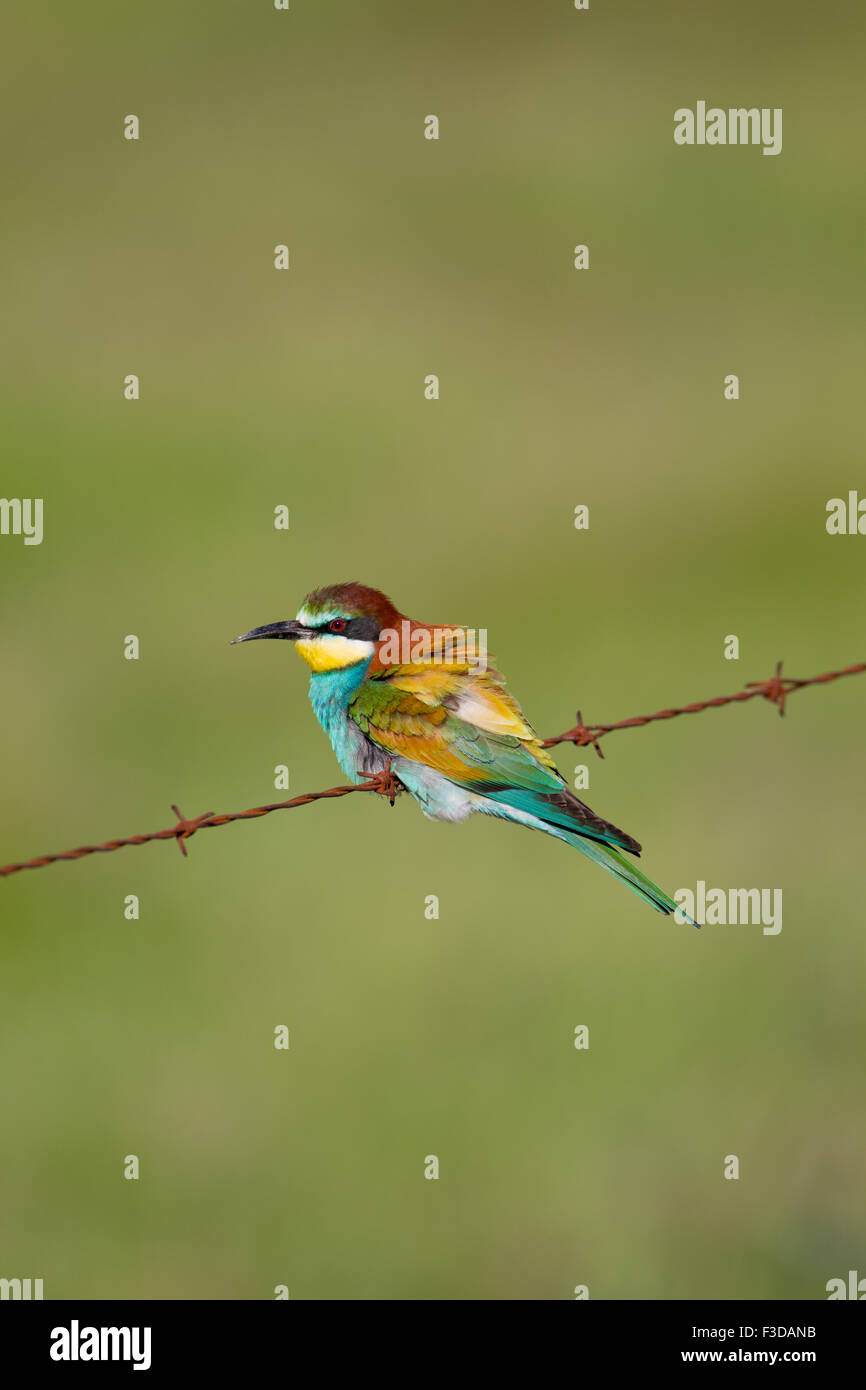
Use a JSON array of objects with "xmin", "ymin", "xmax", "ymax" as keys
[{"xmin": 316, "ymin": 616, "xmax": 379, "ymax": 641}]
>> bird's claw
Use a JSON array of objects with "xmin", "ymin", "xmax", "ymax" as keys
[{"xmin": 360, "ymin": 761, "xmax": 403, "ymax": 806}]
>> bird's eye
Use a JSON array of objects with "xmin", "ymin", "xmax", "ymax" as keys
[{"xmin": 329, "ymin": 618, "xmax": 347, "ymax": 633}]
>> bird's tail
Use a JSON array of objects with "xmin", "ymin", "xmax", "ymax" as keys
[
  {"xmin": 478, "ymin": 789, "xmax": 699, "ymax": 925},
  {"xmin": 556, "ymin": 825, "xmax": 698, "ymax": 925}
]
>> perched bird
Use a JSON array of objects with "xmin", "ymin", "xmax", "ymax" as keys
[{"xmin": 233, "ymin": 582, "xmax": 695, "ymax": 923}]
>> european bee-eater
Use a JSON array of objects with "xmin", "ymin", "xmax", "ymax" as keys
[{"xmin": 233, "ymin": 583, "xmax": 694, "ymax": 923}]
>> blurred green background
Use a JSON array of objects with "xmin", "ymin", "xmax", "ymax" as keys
[{"xmin": 1, "ymin": 0, "xmax": 864, "ymax": 1300}]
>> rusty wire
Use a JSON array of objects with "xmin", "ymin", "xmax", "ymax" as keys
[
  {"xmin": 541, "ymin": 661, "xmax": 866, "ymax": 756},
  {"xmin": 0, "ymin": 661, "xmax": 862, "ymax": 879}
]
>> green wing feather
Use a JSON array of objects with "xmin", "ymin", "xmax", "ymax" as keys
[{"xmin": 349, "ymin": 672, "xmax": 640, "ymax": 854}]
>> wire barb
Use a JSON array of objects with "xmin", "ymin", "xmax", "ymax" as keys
[
  {"xmin": 359, "ymin": 759, "xmax": 402, "ymax": 806},
  {"xmin": 170, "ymin": 804, "xmax": 210, "ymax": 857},
  {"xmin": 745, "ymin": 661, "xmax": 797, "ymax": 716},
  {"xmin": 1, "ymin": 659, "xmax": 863, "ymax": 879},
  {"xmin": 564, "ymin": 711, "xmax": 606, "ymax": 759},
  {"xmin": 541, "ymin": 661, "xmax": 865, "ymax": 749}
]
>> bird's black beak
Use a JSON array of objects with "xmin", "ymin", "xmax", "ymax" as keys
[{"xmin": 231, "ymin": 619, "xmax": 313, "ymax": 644}]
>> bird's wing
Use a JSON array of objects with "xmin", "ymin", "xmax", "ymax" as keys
[
  {"xmin": 350, "ymin": 661, "xmax": 556, "ymax": 785},
  {"xmin": 348, "ymin": 661, "xmax": 640, "ymax": 853}
]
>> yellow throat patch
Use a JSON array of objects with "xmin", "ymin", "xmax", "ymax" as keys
[{"xmin": 295, "ymin": 635, "xmax": 374, "ymax": 672}]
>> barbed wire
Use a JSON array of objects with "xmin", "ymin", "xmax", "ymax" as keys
[
  {"xmin": 0, "ymin": 773, "xmax": 403, "ymax": 880},
  {"xmin": 0, "ymin": 660, "xmax": 862, "ymax": 879},
  {"xmin": 541, "ymin": 660, "xmax": 866, "ymax": 756}
]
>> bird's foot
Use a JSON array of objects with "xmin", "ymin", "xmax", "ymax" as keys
[{"xmin": 360, "ymin": 761, "xmax": 403, "ymax": 806}]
